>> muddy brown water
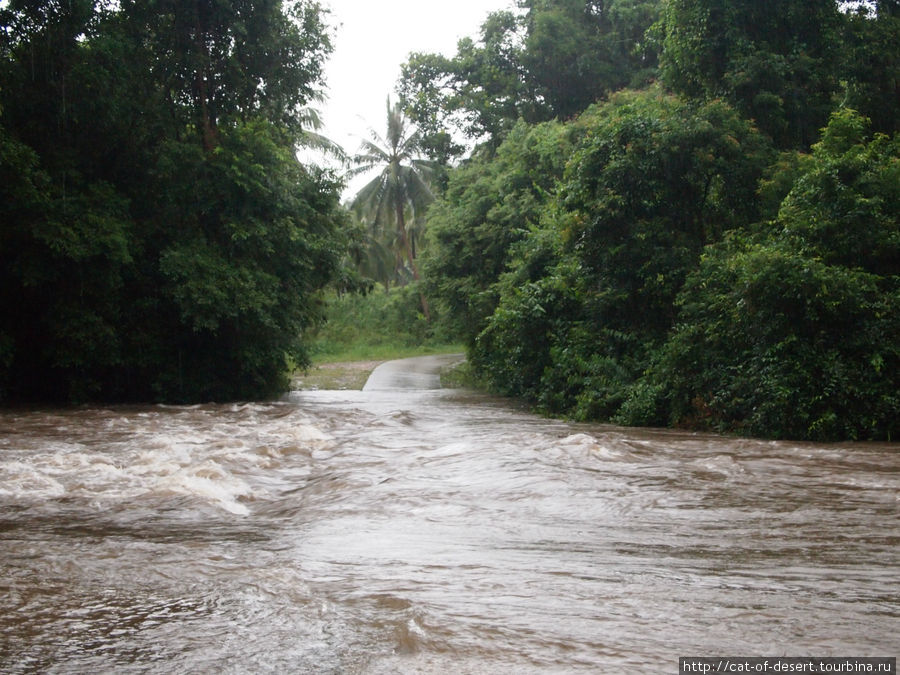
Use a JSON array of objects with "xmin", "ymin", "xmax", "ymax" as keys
[{"xmin": 1, "ymin": 355, "xmax": 897, "ymax": 673}]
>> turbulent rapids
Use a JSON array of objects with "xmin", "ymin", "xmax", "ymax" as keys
[{"xmin": 1, "ymin": 356, "xmax": 898, "ymax": 673}]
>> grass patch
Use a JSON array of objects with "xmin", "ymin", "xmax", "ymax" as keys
[
  {"xmin": 291, "ymin": 360, "xmax": 382, "ymax": 391},
  {"xmin": 439, "ymin": 359, "xmax": 479, "ymax": 389},
  {"xmin": 311, "ymin": 341, "xmax": 464, "ymax": 365}
]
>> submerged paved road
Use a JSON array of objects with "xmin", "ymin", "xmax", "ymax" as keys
[{"xmin": 361, "ymin": 353, "xmax": 464, "ymax": 391}]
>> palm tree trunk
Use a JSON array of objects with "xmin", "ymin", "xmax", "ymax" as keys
[{"xmin": 395, "ymin": 200, "xmax": 431, "ymax": 321}]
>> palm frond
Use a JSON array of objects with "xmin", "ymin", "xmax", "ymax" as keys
[
  {"xmin": 301, "ymin": 130, "xmax": 349, "ymax": 163},
  {"xmin": 346, "ymin": 95, "xmax": 436, "ymax": 291}
]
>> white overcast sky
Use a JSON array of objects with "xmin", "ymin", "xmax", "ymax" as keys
[{"xmin": 313, "ymin": 0, "xmax": 513, "ymax": 195}]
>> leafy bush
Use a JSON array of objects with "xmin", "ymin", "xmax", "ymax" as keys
[
  {"xmin": 641, "ymin": 110, "xmax": 899, "ymax": 440},
  {"xmin": 423, "ymin": 119, "xmax": 573, "ymax": 345},
  {"xmin": 472, "ymin": 89, "xmax": 773, "ymax": 418},
  {"xmin": 472, "ymin": 260, "xmax": 578, "ymax": 401},
  {"xmin": 649, "ymin": 237, "xmax": 898, "ymax": 440},
  {"xmin": 0, "ymin": 2, "xmax": 342, "ymax": 403}
]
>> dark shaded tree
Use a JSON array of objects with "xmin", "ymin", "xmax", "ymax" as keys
[
  {"xmin": 399, "ymin": 0, "xmax": 661, "ymax": 153},
  {"xmin": 634, "ymin": 109, "xmax": 899, "ymax": 440},
  {"xmin": 840, "ymin": 1, "xmax": 900, "ymax": 137},
  {"xmin": 0, "ymin": 0, "xmax": 344, "ymax": 403},
  {"xmin": 472, "ymin": 89, "xmax": 774, "ymax": 417},
  {"xmin": 659, "ymin": 0, "xmax": 844, "ymax": 149},
  {"xmin": 520, "ymin": 0, "xmax": 659, "ymax": 118},
  {"xmin": 423, "ymin": 118, "xmax": 573, "ymax": 344}
]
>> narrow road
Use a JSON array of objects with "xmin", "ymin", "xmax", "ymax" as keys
[{"xmin": 361, "ymin": 353, "xmax": 464, "ymax": 391}]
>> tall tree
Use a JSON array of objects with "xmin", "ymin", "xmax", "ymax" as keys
[
  {"xmin": 117, "ymin": 0, "xmax": 331, "ymax": 149},
  {"xmin": 841, "ymin": 1, "xmax": 900, "ymax": 137},
  {"xmin": 645, "ymin": 109, "xmax": 899, "ymax": 440},
  {"xmin": 400, "ymin": 10, "xmax": 538, "ymax": 151},
  {"xmin": 399, "ymin": 1, "xmax": 661, "ymax": 153},
  {"xmin": 0, "ymin": 0, "xmax": 344, "ymax": 403},
  {"xmin": 520, "ymin": 0, "xmax": 660, "ymax": 118},
  {"xmin": 660, "ymin": 0, "xmax": 843, "ymax": 149},
  {"xmin": 472, "ymin": 89, "xmax": 774, "ymax": 417},
  {"xmin": 423, "ymin": 118, "xmax": 573, "ymax": 344},
  {"xmin": 350, "ymin": 98, "xmax": 435, "ymax": 316}
]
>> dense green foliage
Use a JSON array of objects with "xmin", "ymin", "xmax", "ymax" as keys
[
  {"xmin": 309, "ymin": 287, "xmax": 457, "ymax": 362},
  {"xmin": 637, "ymin": 110, "xmax": 899, "ymax": 440},
  {"xmin": 349, "ymin": 99, "xmax": 435, "ymax": 292},
  {"xmin": 423, "ymin": 118, "xmax": 574, "ymax": 343},
  {"xmin": 4, "ymin": 0, "xmax": 897, "ymax": 440},
  {"xmin": 659, "ymin": 0, "xmax": 844, "ymax": 149},
  {"xmin": 0, "ymin": 0, "xmax": 344, "ymax": 403},
  {"xmin": 840, "ymin": 2, "xmax": 900, "ymax": 137},
  {"xmin": 413, "ymin": 0, "xmax": 899, "ymax": 440},
  {"xmin": 399, "ymin": 0, "xmax": 660, "ymax": 154},
  {"xmin": 472, "ymin": 90, "xmax": 773, "ymax": 416}
]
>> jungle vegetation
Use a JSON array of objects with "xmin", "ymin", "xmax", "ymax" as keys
[
  {"xmin": 1, "ymin": 0, "xmax": 345, "ymax": 402},
  {"xmin": 405, "ymin": 0, "xmax": 899, "ymax": 441},
  {"xmin": 2, "ymin": 0, "xmax": 897, "ymax": 442}
]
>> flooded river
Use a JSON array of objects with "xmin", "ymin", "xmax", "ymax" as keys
[{"xmin": 1, "ymin": 355, "xmax": 897, "ymax": 673}]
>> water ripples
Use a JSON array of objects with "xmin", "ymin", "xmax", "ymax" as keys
[{"xmin": 1, "ymin": 374, "xmax": 898, "ymax": 673}]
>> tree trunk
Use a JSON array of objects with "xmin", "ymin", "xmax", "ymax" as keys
[
  {"xmin": 194, "ymin": 6, "xmax": 217, "ymax": 152},
  {"xmin": 395, "ymin": 200, "xmax": 431, "ymax": 321}
]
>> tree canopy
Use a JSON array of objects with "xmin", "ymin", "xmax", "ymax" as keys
[
  {"xmin": 411, "ymin": 0, "xmax": 899, "ymax": 441},
  {"xmin": 659, "ymin": 0, "xmax": 844, "ymax": 149},
  {"xmin": 0, "ymin": 0, "xmax": 345, "ymax": 403},
  {"xmin": 349, "ymin": 98, "xmax": 435, "ymax": 286},
  {"xmin": 3, "ymin": 0, "xmax": 898, "ymax": 439},
  {"xmin": 640, "ymin": 110, "xmax": 899, "ymax": 439},
  {"xmin": 398, "ymin": 0, "xmax": 661, "ymax": 154}
]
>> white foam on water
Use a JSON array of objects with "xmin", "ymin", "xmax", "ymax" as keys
[
  {"xmin": 161, "ymin": 461, "xmax": 253, "ymax": 516},
  {"xmin": 694, "ymin": 454, "xmax": 747, "ymax": 478},
  {"xmin": 285, "ymin": 424, "xmax": 332, "ymax": 444},
  {"xmin": 0, "ymin": 409, "xmax": 335, "ymax": 515},
  {"xmin": 0, "ymin": 461, "xmax": 67, "ymax": 498},
  {"xmin": 556, "ymin": 433, "xmax": 627, "ymax": 460},
  {"xmin": 255, "ymin": 424, "xmax": 333, "ymax": 460}
]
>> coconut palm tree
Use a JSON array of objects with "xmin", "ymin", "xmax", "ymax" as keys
[{"xmin": 349, "ymin": 97, "xmax": 435, "ymax": 316}]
